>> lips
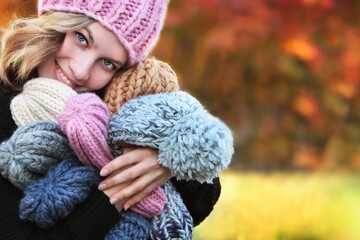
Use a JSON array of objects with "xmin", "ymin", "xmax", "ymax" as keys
[{"xmin": 54, "ymin": 62, "xmax": 76, "ymax": 88}]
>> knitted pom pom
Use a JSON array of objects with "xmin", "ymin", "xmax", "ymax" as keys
[
  {"xmin": 0, "ymin": 121, "xmax": 74, "ymax": 190},
  {"xmin": 108, "ymin": 91, "xmax": 234, "ymax": 183},
  {"xmin": 10, "ymin": 78, "xmax": 77, "ymax": 127},
  {"xmin": 19, "ymin": 158, "xmax": 101, "ymax": 228},
  {"xmin": 58, "ymin": 93, "xmax": 113, "ymax": 169},
  {"xmin": 106, "ymin": 210, "xmax": 149, "ymax": 240},
  {"xmin": 159, "ymin": 110, "xmax": 234, "ymax": 182},
  {"xmin": 130, "ymin": 186, "xmax": 167, "ymax": 218},
  {"xmin": 103, "ymin": 58, "xmax": 179, "ymax": 115},
  {"xmin": 150, "ymin": 181, "xmax": 193, "ymax": 240}
]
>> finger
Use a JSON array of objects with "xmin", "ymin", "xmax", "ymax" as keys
[
  {"xmin": 100, "ymin": 150, "xmax": 140, "ymax": 177},
  {"xmin": 122, "ymin": 146, "xmax": 137, "ymax": 154},
  {"xmin": 109, "ymin": 172, "xmax": 158, "ymax": 204},
  {"xmin": 123, "ymin": 179, "xmax": 165, "ymax": 210},
  {"xmin": 99, "ymin": 160, "xmax": 150, "ymax": 190},
  {"xmin": 102, "ymin": 180, "xmax": 133, "ymax": 207}
]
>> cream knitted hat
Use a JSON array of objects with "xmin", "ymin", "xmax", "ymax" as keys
[{"xmin": 10, "ymin": 78, "xmax": 77, "ymax": 127}]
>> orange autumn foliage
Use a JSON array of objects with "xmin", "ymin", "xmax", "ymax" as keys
[{"xmin": 2, "ymin": 0, "xmax": 360, "ymax": 171}]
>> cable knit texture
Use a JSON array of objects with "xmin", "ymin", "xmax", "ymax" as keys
[
  {"xmin": 38, "ymin": 0, "xmax": 170, "ymax": 67},
  {"xmin": 10, "ymin": 78, "xmax": 77, "ymax": 127},
  {"xmin": 106, "ymin": 211, "xmax": 149, "ymax": 240},
  {"xmin": 18, "ymin": 156, "xmax": 152, "ymax": 239},
  {"xmin": 150, "ymin": 181, "xmax": 193, "ymax": 240},
  {"xmin": 104, "ymin": 58, "xmax": 179, "ymax": 115},
  {"xmin": 58, "ymin": 93, "xmax": 113, "ymax": 169},
  {"xmin": 130, "ymin": 187, "xmax": 167, "ymax": 218},
  {"xmin": 108, "ymin": 91, "xmax": 234, "ymax": 183},
  {"xmin": 19, "ymin": 158, "xmax": 101, "ymax": 228},
  {"xmin": 59, "ymin": 93, "xmax": 167, "ymax": 218},
  {"xmin": 0, "ymin": 121, "xmax": 74, "ymax": 190}
]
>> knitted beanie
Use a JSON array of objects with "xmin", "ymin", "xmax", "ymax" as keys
[
  {"xmin": 20, "ymin": 158, "xmax": 150, "ymax": 239},
  {"xmin": 19, "ymin": 159, "xmax": 190, "ymax": 239},
  {"xmin": 58, "ymin": 93, "xmax": 113, "ymax": 169},
  {"xmin": 104, "ymin": 58, "xmax": 179, "ymax": 115},
  {"xmin": 0, "ymin": 121, "xmax": 74, "ymax": 189},
  {"xmin": 59, "ymin": 92, "xmax": 167, "ymax": 217},
  {"xmin": 108, "ymin": 91, "xmax": 234, "ymax": 183},
  {"xmin": 38, "ymin": 0, "xmax": 170, "ymax": 67},
  {"xmin": 19, "ymin": 158, "xmax": 101, "ymax": 228},
  {"xmin": 150, "ymin": 181, "xmax": 193, "ymax": 240},
  {"xmin": 106, "ymin": 211, "xmax": 149, "ymax": 240},
  {"xmin": 10, "ymin": 78, "xmax": 77, "ymax": 127}
]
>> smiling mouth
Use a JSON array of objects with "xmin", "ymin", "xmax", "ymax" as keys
[{"xmin": 55, "ymin": 62, "xmax": 76, "ymax": 88}]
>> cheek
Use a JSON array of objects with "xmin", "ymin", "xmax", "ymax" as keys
[
  {"xmin": 37, "ymin": 57, "xmax": 55, "ymax": 79},
  {"xmin": 89, "ymin": 71, "xmax": 114, "ymax": 90}
]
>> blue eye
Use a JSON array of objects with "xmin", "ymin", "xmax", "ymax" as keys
[
  {"xmin": 75, "ymin": 32, "xmax": 88, "ymax": 45},
  {"xmin": 103, "ymin": 59, "xmax": 115, "ymax": 70}
]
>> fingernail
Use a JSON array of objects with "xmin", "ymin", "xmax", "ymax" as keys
[
  {"xmin": 98, "ymin": 183, "xmax": 107, "ymax": 191},
  {"xmin": 124, "ymin": 204, "xmax": 130, "ymax": 210},
  {"xmin": 110, "ymin": 198, "xmax": 119, "ymax": 205},
  {"xmin": 100, "ymin": 169, "xmax": 109, "ymax": 177}
]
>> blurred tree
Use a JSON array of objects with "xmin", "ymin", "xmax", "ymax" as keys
[{"xmin": 2, "ymin": 0, "xmax": 360, "ymax": 171}]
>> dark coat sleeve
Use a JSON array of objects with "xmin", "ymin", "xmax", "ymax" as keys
[{"xmin": 0, "ymin": 89, "xmax": 120, "ymax": 240}]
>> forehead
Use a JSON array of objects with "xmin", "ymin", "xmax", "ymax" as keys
[{"xmin": 85, "ymin": 22, "xmax": 128, "ymax": 64}]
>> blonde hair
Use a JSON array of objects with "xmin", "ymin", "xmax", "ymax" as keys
[{"xmin": 0, "ymin": 12, "xmax": 95, "ymax": 93}]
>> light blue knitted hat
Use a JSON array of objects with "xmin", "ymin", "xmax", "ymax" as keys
[{"xmin": 108, "ymin": 91, "xmax": 234, "ymax": 183}]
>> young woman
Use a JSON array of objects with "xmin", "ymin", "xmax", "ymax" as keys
[{"xmin": 0, "ymin": 0, "xmax": 226, "ymax": 239}]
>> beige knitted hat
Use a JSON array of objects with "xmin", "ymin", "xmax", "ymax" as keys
[
  {"xmin": 103, "ymin": 58, "xmax": 180, "ymax": 115},
  {"xmin": 10, "ymin": 78, "xmax": 77, "ymax": 127}
]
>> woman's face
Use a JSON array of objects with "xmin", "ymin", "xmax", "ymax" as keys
[{"xmin": 38, "ymin": 22, "xmax": 128, "ymax": 92}]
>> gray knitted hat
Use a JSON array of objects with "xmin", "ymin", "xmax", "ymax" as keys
[
  {"xmin": 0, "ymin": 121, "xmax": 75, "ymax": 189},
  {"xmin": 108, "ymin": 91, "xmax": 234, "ymax": 183}
]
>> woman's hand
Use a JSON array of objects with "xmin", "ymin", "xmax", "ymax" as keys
[{"xmin": 98, "ymin": 146, "xmax": 171, "ymax": 210}]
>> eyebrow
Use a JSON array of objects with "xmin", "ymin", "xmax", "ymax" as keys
[
  {"xmin": 84, "ymin": 27, "xmax": 125, "ymax": 67},
  {"xmin": 84, "ymin": 27, "xmax": 95, "ymax": 43}
]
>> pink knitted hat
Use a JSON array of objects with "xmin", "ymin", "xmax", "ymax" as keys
[
  {"xmin": 58, "ymin": 93, "xmax": 113, "ymax": 169},
  {"xmin": 38, "ymin": 0, "xmax": 170, "ymax": 67},
  {"xmin": 130, "ymin": 187, "xmax": 167, "ymax": 217},
  {"xmin": 59, "ymin": 93, "xmax": 167, "ymax": 217}
]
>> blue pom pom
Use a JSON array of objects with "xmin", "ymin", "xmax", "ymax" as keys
[
  {"xmin": 159, "ymin": 112, "xmax": 234, "ymax": 183},
  {"xmin": 19, "ymin": 158, "xmax": 101, "ymax": 228}
]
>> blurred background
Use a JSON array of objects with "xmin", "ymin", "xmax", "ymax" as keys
[{"xmin": 1, "ymin": 0, "xmax": 360, "ymax": 239}]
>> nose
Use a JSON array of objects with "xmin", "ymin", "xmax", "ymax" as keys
[{"xmin": 69, "ymin": 55, "xmax": 92, "ymax": 82}]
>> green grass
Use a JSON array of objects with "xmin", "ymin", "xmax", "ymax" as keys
[{"xmin": 193, "ymin": 171, "xmax": 360, "ymax": 240}]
